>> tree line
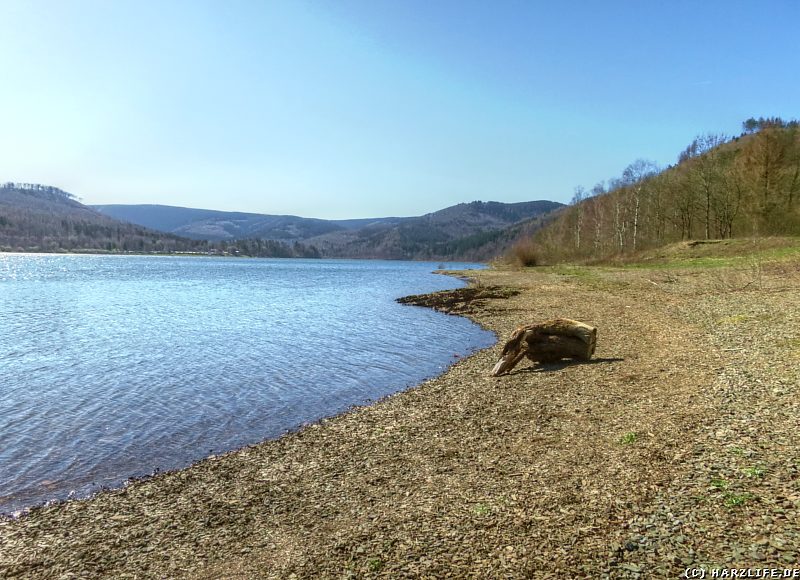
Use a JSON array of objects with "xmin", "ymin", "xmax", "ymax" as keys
[
  {"xmin": 1, "ymin": 182, "xmax": 75, "ymax": 198},
  {"xmin": 527, "ymin": 118, "xmax": 800, "ymax": 263}
]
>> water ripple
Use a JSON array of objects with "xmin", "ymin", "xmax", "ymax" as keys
[{"xmin": 0, "ymin": 256, "xmax": 493, "ymax": 513}]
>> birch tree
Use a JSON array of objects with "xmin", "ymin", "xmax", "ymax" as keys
[{"xmin": 621, "ymin": 159, "xmax": 659, "ymax": 251}]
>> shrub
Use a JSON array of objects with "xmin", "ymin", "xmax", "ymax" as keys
[{"xmin": 507, "ymin": 238, "xmax": 540, "ymax": 267}]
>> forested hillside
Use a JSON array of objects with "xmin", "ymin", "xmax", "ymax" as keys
[
  {"xmin": 305, "ymin": 200, "xmax": 563, "ymax": 260},
  {"xmin": 95, "ymin": 199, "xmax": 563, "ymax": 261},
  {"xmin": 0, "ymin": 183, "xmax": 194, "ymax": 253},
  {"xmin": 0, "ymin": 183, "xmax": 321, "ymax": 257},
  {"xmin": 527, "ymin": 118, "xmax": 800, "ymax": 263}
]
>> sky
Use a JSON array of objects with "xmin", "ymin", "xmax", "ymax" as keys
[{"xmin": 1, "ymin": 1, "xmax": 798, "ymax": 219}]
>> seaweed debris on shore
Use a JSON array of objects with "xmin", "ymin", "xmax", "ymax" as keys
[{"xmin": 397, "ymin": 284, "xmax": 520, "ymax": 314}]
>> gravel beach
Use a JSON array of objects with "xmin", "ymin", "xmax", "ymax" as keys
[{"xmin": 1, "ymin": 259, "xmax": 798, "ymax": 578}]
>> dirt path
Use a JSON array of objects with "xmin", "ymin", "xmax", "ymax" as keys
[{"xmin": 1, "ymin": 264, "xmax": 797, "ymax": 578}]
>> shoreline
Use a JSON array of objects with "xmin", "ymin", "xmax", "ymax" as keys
[
  {"xmin": 0, "ymin": 261, "xmax": 490, "ymax": 517},
  {"xmin": 1, "ymin": 263, "xmax": 798, "ymax": 577}
]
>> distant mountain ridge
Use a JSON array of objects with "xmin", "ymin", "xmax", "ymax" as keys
[
  {"xmin": 93, "ymin": 199, "xmax": 564, "ymax": 260},
  {"xmin": 92, "ymin": 204, "xmax": 410, "ymax": 242}
]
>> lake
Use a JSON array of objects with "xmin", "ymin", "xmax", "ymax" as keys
[{"xmin": 0, "ymin": 254, "xmax": 495, "ymax": 514}]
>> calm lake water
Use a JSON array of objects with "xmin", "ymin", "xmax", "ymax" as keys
[{"xmin": 0, "ymin": 254, "xmax": 494, "ymax": 514}]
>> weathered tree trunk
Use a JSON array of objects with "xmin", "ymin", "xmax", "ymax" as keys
[{"xmin": 491, "ymin": 318, "xmax": 597, "ymax": 376}]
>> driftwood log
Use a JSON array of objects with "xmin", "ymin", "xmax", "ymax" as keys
[{"xmin": 491, "ymin": 318, "xmax": 597, "ymax": 376}]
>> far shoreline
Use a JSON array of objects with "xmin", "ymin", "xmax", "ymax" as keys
[{"xmin": 0, "ymin": 249, "xmax": 490, "ymax": 265}]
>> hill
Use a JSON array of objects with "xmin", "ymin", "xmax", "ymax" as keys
[
  {"xmin": 0, "ymin": 183, "xmax": 197, "ymax": 253},
  {"xmin": 306, "ymin": 200, "xmax": 563, "ymax": 260},
  {"xmin": 95, "ymin": 200, "xmax": 563, "ymax": 260},
  {"xmin": 525, "ymin": 117, "xmax": 800, "ymax": 264},
  {"xmin": 0, "ymin": 183, "xmax": 320, "ymax": 257},
  {"xmin": 92, "ymin": 204, "xmax": 409, "ymax": 242}
]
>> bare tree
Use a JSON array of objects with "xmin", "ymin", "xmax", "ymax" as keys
[
  {"xmin": 589, "ymin": 182, "xmax": 606, "ymax": 255},
  {"xmin": 744, "ymin": 127, "xmax": 791, "ymax": 223},
  {"xmin": 686, "ymin": 134, "xmax": 728, "ymax": 238},
  {"xmin": 621, "ymin": 159, "xmax": 659, "ymax": 251},
  {"xmin": 571, "ymin": 186, "xmax": 586, "ymax": 250}
]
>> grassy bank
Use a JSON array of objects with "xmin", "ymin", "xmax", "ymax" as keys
[{"xmin": 1, "ymin": 249, "xmax": 798, "ymax": 577}]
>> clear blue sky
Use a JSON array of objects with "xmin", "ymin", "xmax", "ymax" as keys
[{"xmin": 1, "ymin": 1, "xmax": 798, "ymax": 219}]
